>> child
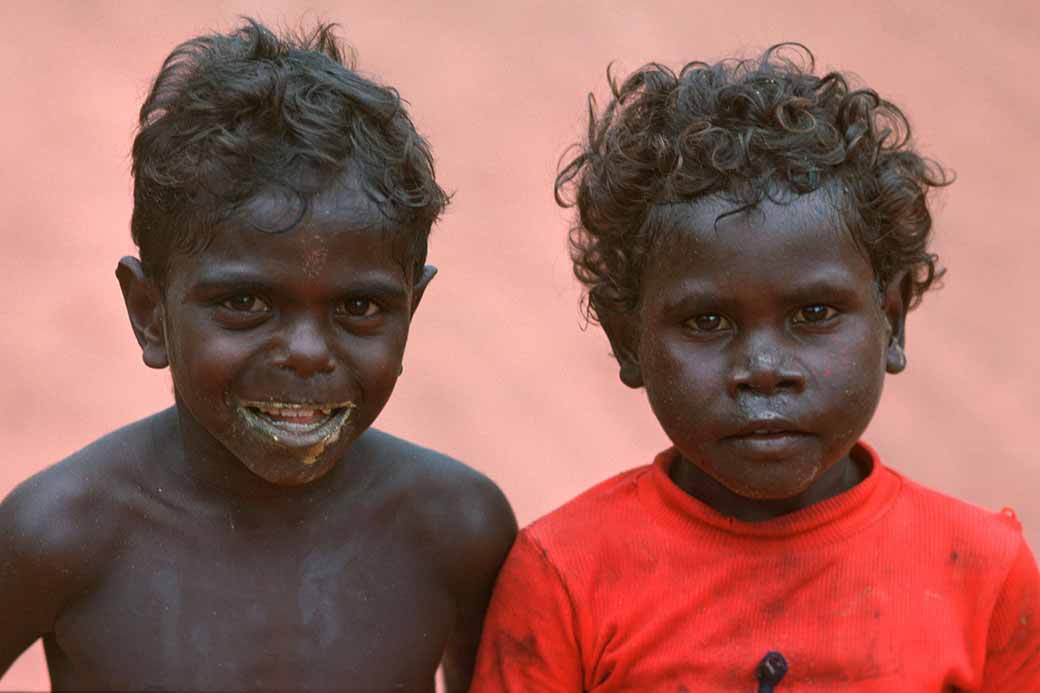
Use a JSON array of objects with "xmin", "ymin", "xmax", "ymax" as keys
[
  {"xmin": 472, "ymin": 44, "xmax": 1039, "ymax": 691},
  {"xmin": 0, "ymin": 19, "xmax": 515, "ymax": 692}
]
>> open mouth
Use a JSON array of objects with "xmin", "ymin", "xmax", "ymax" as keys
[{"xmin": 236, "ymin": 400, "xmax": 356, "ymax": 451}]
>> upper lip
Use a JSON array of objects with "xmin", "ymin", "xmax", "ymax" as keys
[
  {"xmin": 726, "ymin": 417, "xmax": 807, "ymax": 438},
  {"xmin": 237, "ymin": 399, "xmax": 355, "ymax": 413}
]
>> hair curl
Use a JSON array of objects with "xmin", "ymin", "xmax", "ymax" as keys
[
  {"xmin": 131, "ymin": 18, "xmax": 448, "ymax": 283},
  {"xmin": 556, "ymin": 43, "xmax": 951, "ymax": 324}
]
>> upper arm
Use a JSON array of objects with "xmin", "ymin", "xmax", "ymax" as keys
[
  {"xmin": 981, "ymin": 536, "xmax": 1040, "ymax": 690},
  {"xmin": 0, "ymin": 467, "xmax": 110, "ymax": 676},
  {"xmin": 469, "ymin": 531, "xmax": 584, "ymax": 693},
  {"xmin": 434, "ymin": 470, "xmax": 517, "ymax": 693}
]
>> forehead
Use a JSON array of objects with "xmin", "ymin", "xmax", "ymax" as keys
[
  {"xmin": 169, "ymin": 182, "xmax": 408, "ymax": 282},
  {"xmin": 645, "ymin": 191, "xmax": 876, "ymax": 293}
]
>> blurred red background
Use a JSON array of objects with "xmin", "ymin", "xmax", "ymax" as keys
[{"xmin": 2, "ymin": 1, "xmax": 1037, "ymax": 688}]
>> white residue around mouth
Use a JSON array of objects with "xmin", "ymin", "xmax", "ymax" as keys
[{"xmin": 236, "ymin": 400, "xmax": 358, "ymax": 465}]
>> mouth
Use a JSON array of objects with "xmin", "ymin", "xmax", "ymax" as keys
[
  {"xmin": 723, "ymin": 418, "xmax": 813, "ymax": 455},
  {"xmin": 236, "ymin": 400, "xmax": 357, "ymax": 453},
  {"xmin": 727, "ymin": 416, "xmax": 805, "ymax": 438}
]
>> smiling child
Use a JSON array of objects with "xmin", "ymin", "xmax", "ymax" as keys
[
  {"xmin": 472, "ymin": 45, "xmax": 1039, "ymax": 691},
  {"xmin": 0, "ymin": 19, "xmax": 515, "ymax": 692}
]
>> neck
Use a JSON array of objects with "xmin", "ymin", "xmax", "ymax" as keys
[
  {"xmin": 669, "ymin": 449, "xmax": 869, "ymax": 523},
  {"xmin": 147, "ymin": 404, "xmax": 365, "ymax": 513}
]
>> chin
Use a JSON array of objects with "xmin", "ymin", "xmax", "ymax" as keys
[
  {"xmin": 225, "ymin": 434, "xmax": 347, "ymax": 487},
  {"xmin": 226, "ymin": 406, "xmax": 360, "ymax": 485},
  {"xmin": 712, "ymin": 461, "xmax": 821, "ymax": 501}
]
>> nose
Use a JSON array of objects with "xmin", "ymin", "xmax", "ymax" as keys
[
  {"xmin": 275, "ymin": 315, "xmax": 336, "ymax": 377},
  {"xmin": 728, "ymin": 333, "xmax": 805, "ymax": 396}
]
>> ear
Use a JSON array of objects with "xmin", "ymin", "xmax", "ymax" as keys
[
  {"xmin": 116, "ymin": 257, "xmax": 169, "ymax": 369},
  {"xmin": 600, "ymin": 308, "xmax": 643, "ymax": 389},
  {"xmin": 409, "ymin": 265, "xmax": 437, "ymax": 317},
  {"xmin": 882, "ymin": 270, "xmax": 912, "ymax": 374}
]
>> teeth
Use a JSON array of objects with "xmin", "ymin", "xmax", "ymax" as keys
[
  {"xmin": 236, "ymin": 400, "xmax": 356, "ymax": 453},
  {"xmin": 250, "ymin": 403, "xmax": 337, "ymax": 420}
]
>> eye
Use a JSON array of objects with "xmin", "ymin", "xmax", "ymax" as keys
[
  {"xmin": 338, "ymin": 298, "xmax": 381, "ymax": 318},
  {"xmin": 793, "ymin": 304, "xmax": 838, "ymax": 324},
  {"xmin": 220, "ymin": 295, "xmax": 269, "ymax": 313},
  {"xmin": 686, "ymin": 313, "xmax": 732, "ymax": 332}
]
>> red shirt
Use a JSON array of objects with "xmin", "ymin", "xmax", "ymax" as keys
[{"xmin": 472, "ymin": 443, "xmax": 1040, "ymax": 691}]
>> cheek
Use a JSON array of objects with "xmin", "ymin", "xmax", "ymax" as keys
[
  {"xmin": 812, "ymin": 332, "xmax": 888, "ymax": 437},
  {"xmin": 640, "ymin": 336, "xmax": 722, "ymax": 429},
  {"xmin": 165, "ymin": 321, "xmax": 253, "ymax": 402},
  {"xmin": 347, "ymin": 328, "xmax": 409, "ymax": 385}
]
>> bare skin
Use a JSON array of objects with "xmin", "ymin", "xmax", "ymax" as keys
[
  {"xmin": 0, "ymin": 185, "xmax": 516, "ymax": 691},
  {"xmin": 0, "ymin": 416, "xmax": 514, "ymax": 691}
]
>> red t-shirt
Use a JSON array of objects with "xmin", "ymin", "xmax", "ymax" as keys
[{"xmin": 471, "ymin": 443, "xmax": 1040, "ymax": 691}]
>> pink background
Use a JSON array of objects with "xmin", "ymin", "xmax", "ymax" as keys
[{"xmin": 2, "ymin": 1, "xmax": 1037, "ymax": 688}]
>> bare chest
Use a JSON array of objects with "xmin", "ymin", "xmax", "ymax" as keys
[{"xmin": 47, "ymin": 518, "xmax": 452, "ymax": 691}]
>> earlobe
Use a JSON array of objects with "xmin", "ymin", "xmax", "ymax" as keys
[
  {"xmin": 618, "ymin": 358, "xmax": 644, "ymax": 389},
  {"xmin": 116, "ymin": 256, "xmax": 169, "ymax": 369},
  {"xmin": 600, "ymin": 309, "xmax": 644, "ymax": 389},
  {"xmin": 886, "ymin": 342, "xmax": 907, "ymax": 374},
  {"xmin": 883, "ymin": 271, "xmax": 912, "ymax": 374},
  {"xmin": 409, "ymin": 265, "xmax": 438, "ymax": 316}
]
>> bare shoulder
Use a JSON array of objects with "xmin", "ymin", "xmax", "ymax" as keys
[
  {"xmin": 1, "ymin": 411, "xmax": 169, "ymax": 585},
  {"xmin": 0, "ymin": 411, "xmax": 171, "ymax": 658},
  {"xmin": 356, "ymin": 429, "xmax": 517, "ymax": 585}
]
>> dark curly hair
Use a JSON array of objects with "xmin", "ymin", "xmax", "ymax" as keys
[
  {"xmin": 556, "ymin": 43, "xmax": 951, "ymax": 324},
  {"xmin": 131, "ymin": 18, "xmax": 448, "ymax": 284}
]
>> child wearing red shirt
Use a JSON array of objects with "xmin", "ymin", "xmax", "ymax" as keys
[{"xmin": 471, "ymin": 44, "xmax": 1039, "ymax": 691}]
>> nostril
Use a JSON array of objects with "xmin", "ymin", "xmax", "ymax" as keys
[
  {"xmin": 278, "ymin": 322, "xmax": 337, "ymax": 376},
  {"xmin": 732, "ymin": 371, "xmax": 803, "ymax": 396}
]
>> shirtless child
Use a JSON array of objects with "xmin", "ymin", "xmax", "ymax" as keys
[{"xmin": 0, "ymin": 19, "xmax": 515, "ymax": 692}]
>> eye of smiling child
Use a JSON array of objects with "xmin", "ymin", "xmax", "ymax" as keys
[
  {"xmin": 221, "ymin": 294, "xmax": 269, "ymax": 312},
  {"xmin": 337, "ymin": 297, "xmax": 380, "ymax": 318},
  {"xmin": 217, "ymin": 295, "xmax": 381, "ymax": 319}
]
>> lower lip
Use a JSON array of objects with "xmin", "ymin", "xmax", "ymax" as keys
[
  {"xmin": 723, "ymin": 432, "xmax": 813, "ymax": 457},
  {"xmin": 237, "ymin": 406, "xmax": 355, "ymax": 450}
]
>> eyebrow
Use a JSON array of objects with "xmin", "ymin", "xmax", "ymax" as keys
[
  {"xmin": 341, "ymin": 277, "xmax": 410, "ymax": 303},
  {"xmin": 187, "ymin": 268, "xmax": 409, "ymax": 302},
  {"xmin": 782, "ymin": 276, "xmax": 862, "ymax": 302},
  {"xmin": 658, "ymin": 272, "xmax": 864, "ymax": 312}
]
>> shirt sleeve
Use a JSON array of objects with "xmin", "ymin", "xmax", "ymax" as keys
[
  {"xmin": 470, "ymin": 530, "xmax": 584, "ymax": 692},
  {"xmin": 981, "ymin": 535, "xmax": 1040, "ymax": 690}
]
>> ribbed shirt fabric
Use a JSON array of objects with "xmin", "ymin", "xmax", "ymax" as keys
[{"xmin": 471, "ymin": 443, "xmax": 1040, "ymax": 691}]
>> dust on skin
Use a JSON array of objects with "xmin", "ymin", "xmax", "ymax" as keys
[{"xmin": 299, "ymin": 227, "xmax": 329, "ymax": 280}]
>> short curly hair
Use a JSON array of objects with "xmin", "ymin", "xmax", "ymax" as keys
[
  {"xmin": 556, "ymin": 43, "xmax": 950, "ymax": 324},
  {"xmin": 131, "ymin": 18, "xmax": 448, "ymax": 284}
]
